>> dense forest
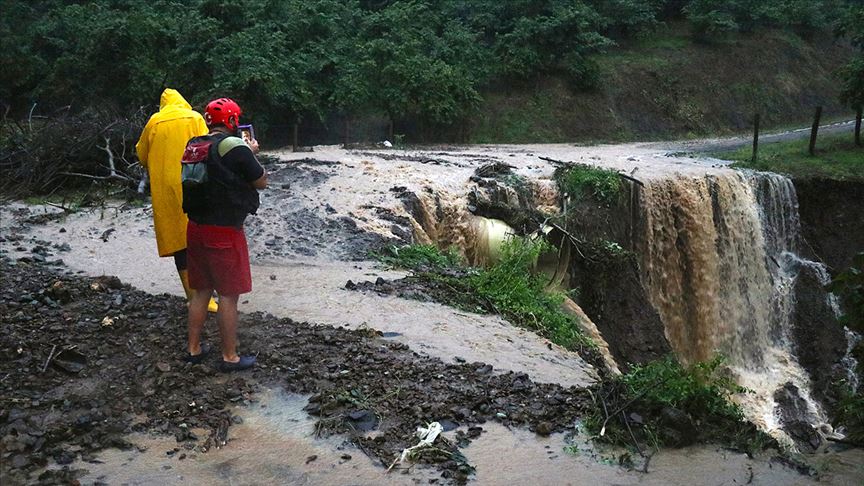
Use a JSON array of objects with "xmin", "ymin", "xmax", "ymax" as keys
[
  {"xmin": 3, "ymin": 0, "xmax": 862, "ymax": 124},
  {"xmin": 1, "ymin": 0, "xmax": 862, "ymax": 192}
]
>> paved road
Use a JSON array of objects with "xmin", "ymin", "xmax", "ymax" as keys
[{"xmin": 659, "ymin": 119, "xmax": 858, "ymax": 154}]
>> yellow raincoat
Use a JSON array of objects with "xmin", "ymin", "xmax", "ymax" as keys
[{"xmin": 136, "ymin": 89, "xmax": 208, "ymax": 257}]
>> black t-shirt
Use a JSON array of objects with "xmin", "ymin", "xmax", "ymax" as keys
[{"xmin": 187, "ymin": 136, "xmax": 264, "ymax": 227}]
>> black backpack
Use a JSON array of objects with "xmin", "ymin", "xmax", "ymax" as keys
[{"xmin": 180, "ymin": 134, "xmax": 259, "ymax": 217}]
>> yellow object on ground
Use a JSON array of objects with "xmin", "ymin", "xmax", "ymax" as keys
[
  {"xmin": 178, "ymin": 269, "xmax": 219, "ymax": 313},
  {"xmin": 135, "ymin": 89, "xmax": 207, "ymax": 257}
]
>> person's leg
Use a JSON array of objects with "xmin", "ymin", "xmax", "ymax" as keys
[
  {"xmin": 216, "ymin": 294, "xmax": 240, "ymax": 362},
  {"xmin": 188, "ymin": 287, "xmax": 212, "ymax": 356},
  {"xmin": 177, "ymin": 249, "xmax": 218, "ymax": 312}
]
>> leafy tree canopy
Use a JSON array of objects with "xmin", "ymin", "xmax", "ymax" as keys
[{"xmin": 0, "ymin": 0, "xmax": 858, "ymax": 130}]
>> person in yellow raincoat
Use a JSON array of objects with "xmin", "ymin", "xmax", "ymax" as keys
[{"xmin": 136, "ymin": 88, "xmax": 217, "ymax": 312}]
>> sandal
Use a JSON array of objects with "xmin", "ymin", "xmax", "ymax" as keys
[
  {"xmin": 184, "ymin": 343, "xmax": 211, "ymax": 364},
  {"xmin": 220, "ymin": 355, "xmax": 256, "ymax": 372}
]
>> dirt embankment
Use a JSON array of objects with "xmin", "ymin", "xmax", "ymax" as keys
[{"xmin": 795, "ymin": 178, "xmax": 864, "ymax": 274}]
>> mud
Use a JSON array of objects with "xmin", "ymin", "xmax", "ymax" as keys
[
  {"xmin": 2, "ymin": 142, "xmax": 862, "ymax": 484},
  {"xmin": 0, "ymin": 258, "xmax": 594, "ymax": 484},
  {"xmin": 245, "ymin": 157, "xmax": 408, "ymax": 261}
]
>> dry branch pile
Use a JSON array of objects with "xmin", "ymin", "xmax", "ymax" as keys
[{"xmin": 0, "ymin": 107, "xmax": 148, "ymax": 196}]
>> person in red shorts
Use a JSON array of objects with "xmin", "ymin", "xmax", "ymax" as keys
[{"xmin": 181, "ymin": 98, "xmax": 267, "ymax": 372}]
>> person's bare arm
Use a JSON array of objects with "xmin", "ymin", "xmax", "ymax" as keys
[{"xmin": 251, "ymin": 170, "xmax": 268, "ymax": 189}]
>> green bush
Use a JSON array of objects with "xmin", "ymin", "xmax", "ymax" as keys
[
  {"xmin": 621, "ymin": 355, "xmax": 746, "ymax": 420},
  {"xmin": 585, "ymin": 355, "xmax": 770, "ymax": 451},
  {"xmin": 835, "ymin": 387, "xmax": 864, "ymax": 445},
  {"xmin": 827, "ymin": 253, "xmax": 864, "ymax": 333},
  {"xmin": 555, "ymin": 164, "xmax": 623, "ymax": 205}
]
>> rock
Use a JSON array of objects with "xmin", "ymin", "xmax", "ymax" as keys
[
  {"xmin": 784, "ymin": 421, "xmax": 822, "ymax": 453},
  {"xmin": 11, "ymin": 454, "xmax": 30, "ymax": 469},
  {"xmin": 659, "ymin": 407, "xmax": 697, "ymax": 446},
  {"xmin": 156, "ymin": 362, "xmax": 171, "ymax": 373},
  {"xmin": 346, "ymin": 410, "xmax": 378, "ymax": 432},
  {"xmin": 52, "ymin": 349, "xmax": 87, "ymax": 374},
  {"xmin": 535, "ymin": 422, "xmax": 553, "ymax": 436}
]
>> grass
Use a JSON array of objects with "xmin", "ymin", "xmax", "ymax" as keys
[
  {"xmin": 555, "ymin": 164, "xmax": 623, "ymax": 206},
  {"xmin": 714, "ymin": 133, "xmax": 864, "ymax": 181},
  {"xmin": 378, "ymin": 240, "xmax": 596, "ymax": 352},
  {"xmin": 376, "ymin": 244, "xmax": 462, "ymax": 270},
  {"xmin": 586, "ymin": 355, "xmax": 774, "ymax": 453}
]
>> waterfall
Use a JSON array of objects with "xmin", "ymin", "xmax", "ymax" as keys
[{"xmin": 637, "ymin": 171, "xmax": 846, "ymax": 443}]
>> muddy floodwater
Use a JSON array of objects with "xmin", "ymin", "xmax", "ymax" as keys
[
  {"xmin": 63, "ymin": 387, "xmax": 864, "ymax": 486},
  {"xmin": 3, "ymin": 143, "xmax": 863, "ymax": 484}
]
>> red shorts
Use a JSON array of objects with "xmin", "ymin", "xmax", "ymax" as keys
[{"xmin": 187, "ymin": 221, "xmax": 252, "ymax": 296}]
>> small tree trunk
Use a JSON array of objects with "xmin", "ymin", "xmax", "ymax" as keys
[
  {"xmin": 344, "ymin": 117, "xmax": 351, "ymax": 147},
  {"xmin": 809, "ymin": 106, "xmax": 822, "ymax": 156},
  {"xmin": 752, "ymin": 113, "xmax": 760, "ymax": 162},
  {"xmin": 388, "ymin": 118, "xmax": 394, "ymax": 141},
  {"xmin": 855, "ymin": 106, "xmax": 862, "ymax": 147},
  {"xmin": 292, "ymin": 117, "xmax": 299, "ymax": 152}
]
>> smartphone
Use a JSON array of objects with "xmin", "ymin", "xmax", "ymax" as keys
[{"xmin": 238, "ymin": 124, "xmax": 255, "ymax": 144}]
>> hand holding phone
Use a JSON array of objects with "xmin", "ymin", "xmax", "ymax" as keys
[{"xmin": 238, "ymin": 124, "xmax": 259, "ymax": 154}]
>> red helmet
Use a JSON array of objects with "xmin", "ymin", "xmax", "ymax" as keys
[{"xmin": 204, "ymin": 98, "xmax": 242, "ymax": 131}]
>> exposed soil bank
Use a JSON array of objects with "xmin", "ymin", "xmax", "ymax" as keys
[{"xmin": 794, "ymin": 178, "xmax": 864, "ymax": 274}]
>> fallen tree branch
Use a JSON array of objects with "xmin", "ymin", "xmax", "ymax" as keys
[{"xmin": 58, "ymin": 171, "xmax": 133, "ymax": 182}]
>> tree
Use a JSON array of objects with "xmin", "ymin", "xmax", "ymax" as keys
[{"xmin": 836, "ymin": 3, "xmax": 864, "ymax": 144}]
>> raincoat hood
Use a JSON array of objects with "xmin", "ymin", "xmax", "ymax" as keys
[{"xmin": 160, "ymin": 88, "xmax": 192, "ymax": 111}]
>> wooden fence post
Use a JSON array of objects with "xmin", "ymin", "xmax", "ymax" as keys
[
  {"xmin": 344, "ymin": 117, "xmax": 351, "ymax": 147},
  {"xmin": 752, "ymin": 113, "xmax": 760, "ymax": 162},
  {"xmin": 809, "ymin": 106, "xmax": 822, "ymax": 156},
  {"xmin": 856, "ymin": 105, "xmax": 862, "ymax": 147}
]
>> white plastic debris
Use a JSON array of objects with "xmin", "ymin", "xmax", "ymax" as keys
[
  {"xmin": 382, "ymin": 140, "xmax": 393, "ymax": 148},
  {"xmin": 101, "ymin": 316, "xmax": 114, "ymax": 327},
  {"xmin": 387, "ymin": 421, "xmax": 443, "ymax": 471}
]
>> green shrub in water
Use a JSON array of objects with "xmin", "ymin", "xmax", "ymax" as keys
[
  {"xmin": 556, "ymin": 164, "xmax": 623, "ymax": 206},
  {"xmin": 586, "ymin": 355, "xmax": 771, "ymax": 451},
  {"xmin": 622, "ymin": 355, "xmax": 746, "ymax": 420}
]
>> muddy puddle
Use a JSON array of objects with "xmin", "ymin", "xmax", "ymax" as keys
[
  {"xmin": 67, "ymin": 388, "xmax": 433, "ymax": 485},
  {"xmin": 66, "ymin": 387, "xmax": 864, "ymax": 486},
  {"xmin": 462, "ymin": 422, "xmax": 864, "ymax": 485}
]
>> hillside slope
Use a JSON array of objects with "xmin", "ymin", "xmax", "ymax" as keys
[{"xmin": 469, "ymin": 25, "xmax": 855, "ymax": 143}]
